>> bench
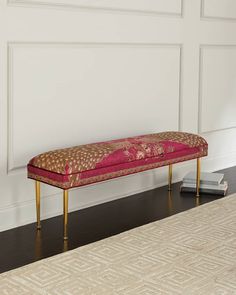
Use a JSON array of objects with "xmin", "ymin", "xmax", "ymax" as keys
[{"xmin": 27, "ymin": 131, "xmax": 208, "ymax": 240}]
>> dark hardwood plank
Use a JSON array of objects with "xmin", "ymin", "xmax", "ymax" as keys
[{"xmin": 0, "ymin": 166, "xmax": 235, "ymax": 273}]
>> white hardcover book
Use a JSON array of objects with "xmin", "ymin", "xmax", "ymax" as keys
[
  {"xmin": 182, "ymin": 181, "xmax": 227, "ymax": 190},
  {"xmin": 183, "ymin": 172, "xmax": 224, "ymax": 186},
  {"xmin": 180, "ymin": 181, "xmax": 228, "ymax": 196}
]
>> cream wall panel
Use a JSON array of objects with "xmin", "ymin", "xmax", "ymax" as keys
[
  {"xmin": 8, "ymin": 43, "xmax": 181, "ymax": 172},
  {"xmin": 199, "ymin": 46, "xmax": 236, "ymax": 133},
  {"xmin": 202, "ymin": 0, "xmax": 236, "ymax": 20},
  {"xmin": 8, "ymin": 0, "xmax": 182, "ymax": 15}
]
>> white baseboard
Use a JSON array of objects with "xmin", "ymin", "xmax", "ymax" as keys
[{"xmin": 1, "ymin": 151, "xmax": 236, "ymax": 232}]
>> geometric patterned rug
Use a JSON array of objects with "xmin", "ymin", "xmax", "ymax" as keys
[{"xmin": 1, "ymin": 194, "xmax": 236, "ymax": 295}]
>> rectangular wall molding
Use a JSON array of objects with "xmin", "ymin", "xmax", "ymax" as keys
[
  {"xmin": 7, "ymin": 42, "xmax": 183, "ymax": 174},
  {"xmin": 198, "ymin": 45, "xmax": 236, "ymax": 134},
  {"xmin": 201, "ymin": 0, "xmax": 236, "ymax": 21},
  {"xmin": 8, "ymin": 0, "xmax": 183, "ymax": 17}
]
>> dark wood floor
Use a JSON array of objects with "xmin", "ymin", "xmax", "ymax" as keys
[{"xmin": 0, "ymin": 166, "xmax": 236, "ymax": 273}]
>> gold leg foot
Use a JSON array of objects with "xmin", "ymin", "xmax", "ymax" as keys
[
  {"xmin": 35, "ymin": 181, "xmax": 41, "ymax": 230},
  {"xmin": 196, "ymin": 158, "xmax": 201, "ymax": 197},
  {"xmin": 63, "ymin": 190, "xmax": 69, "ymax": 240},
  {"xmin": 35, "ymin": 229, "xmax": 42, "ymax": 259},
  {"xmin": 196, "ymin": 196, "xmax": 200, "ymax": 207},
  {"xmin": 168, "ymin": 164, "xmax": 173, "ymax": 191},
  {"xmin": 63, "ymin": 239, "xmax": 68, "ymax": 252},
  {"xmin": 168, "ymin": 190, "xmax": 173, "ymax": 215}
]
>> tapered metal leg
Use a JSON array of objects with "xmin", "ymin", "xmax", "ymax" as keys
[
  {"xmin": 196, "ymin": 158, "xmax": 201, "ymax": 197},
  {"xmin": 35, "ymin": 181, "xmax": 41, "ymax": 230},
  {"xmin": 168, "ymin": 164, "xmax": 173, "ymax": 191},
  {"xmin": 63, "ymin": 190, "xmax": 69, "ymax": 240}
]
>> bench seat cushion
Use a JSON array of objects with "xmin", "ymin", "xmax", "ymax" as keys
[{"xmin": 27, "ymin": 131, "xmax": 208, "ymax": 189}]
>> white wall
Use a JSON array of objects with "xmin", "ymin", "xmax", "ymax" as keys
[{"xmin": 1, "ymin": 0, "xmax": 236, "ymax": 231}]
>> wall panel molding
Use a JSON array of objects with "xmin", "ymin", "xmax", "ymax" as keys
[
  {"xmin": 198, "ymin": 44, "xmax": 236, "ymax": 134},
  {"xmin": 201, "ymin": 0, "xmax": 236, "ymax": 22},
  {"xmin": 7, "ymin": 42, "xmax": 183, "ymax": 174},
  {"xmin": 8, "ymin": 0, "xmax": 183, "ymax": 17}
]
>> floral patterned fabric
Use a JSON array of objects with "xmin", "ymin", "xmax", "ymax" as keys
[{"xmin": 28, "ymin": 131, "xmax": 208, "ymax": 189}]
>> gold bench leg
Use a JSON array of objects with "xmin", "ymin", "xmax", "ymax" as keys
[
  {"xmin": 168, "ymin": 164, "xmax": 173, "ymax": 191},
  {"xmin": 196, "ymin": 158, "xmax": 201, "ymax": 197},
  {"xmin": 63, "ymin": 189, "xmax": 69, "ymax": 240},
  {"xmin": 35, "ymin": 181, "xmax": 41, "ymax": 230}
]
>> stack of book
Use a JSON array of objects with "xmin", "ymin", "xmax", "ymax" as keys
[{"xmin": 180, "ymin": 172, "xmax": 228, "ymax": 195}]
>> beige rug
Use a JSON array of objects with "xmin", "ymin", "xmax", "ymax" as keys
[{"xmin": 1, "ymin": 195, "xmax": 236, "ymax": 295}]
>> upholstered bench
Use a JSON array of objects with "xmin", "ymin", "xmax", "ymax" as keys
[{"xmin": 27, "ymin": 131, "xmax": 208, "ymax": 240}]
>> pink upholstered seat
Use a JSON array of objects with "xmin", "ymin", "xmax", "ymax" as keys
[{"xmin": 27, "ymin": 131, "xmax": 208, "ymax": 189}]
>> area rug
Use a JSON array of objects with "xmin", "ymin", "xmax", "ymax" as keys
[{"xmin": 1, "ymin": 195, "xmax": 236, "ymax": 295}]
